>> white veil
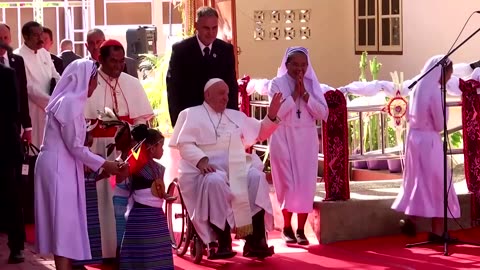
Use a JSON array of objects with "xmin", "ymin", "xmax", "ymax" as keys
[
  {"xmin": 409, "ymin": 55, "xmax": 451, "ymax": 119},
  {"xmin": 45, "ymin": 59, "xmax": 97, "ymax": 125},
  {"xmin": 277, "ymin": 46, "xmax": 328, "ymax": 121}
]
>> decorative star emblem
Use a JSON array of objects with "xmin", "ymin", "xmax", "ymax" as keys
[{"xmin": 382, "ymin": 90, "xmax": 408, "ymax": 126}]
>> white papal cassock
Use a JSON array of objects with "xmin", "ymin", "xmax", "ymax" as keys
[
  {"xmin": 169, "ymin": 102, "xmax": 277, "ymax": 243},
  {"xmin": 84, "ymin": 70, "xmax": 153, "ymax": 258}
]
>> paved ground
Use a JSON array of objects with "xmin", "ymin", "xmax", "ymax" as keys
[{"xmin": 0, "ymin": 234, "xmax": 55, "ymax": 270}]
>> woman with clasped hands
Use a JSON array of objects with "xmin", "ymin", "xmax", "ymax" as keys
[{"xmin": 34, "ymin": 59, "xmax": 129, "ymax": 270}]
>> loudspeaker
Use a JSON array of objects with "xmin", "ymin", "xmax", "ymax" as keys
[{"xmin": 126, "ymin": 26, "xmax": 157, "ymax": 60}]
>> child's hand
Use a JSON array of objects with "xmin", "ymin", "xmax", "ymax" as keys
[{"xmin": 84, "ymin": 166, "xmax": 93, "ymax": 174}]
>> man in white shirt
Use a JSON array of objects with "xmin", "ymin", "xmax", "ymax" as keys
[{"xmin": 14, "ymin": 21, "xmax": 60, "ymax": 148}]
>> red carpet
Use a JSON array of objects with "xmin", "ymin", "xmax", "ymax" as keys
[{"xmin": 25, "ymin": 225, "xmax": 480, "ymax": 269}]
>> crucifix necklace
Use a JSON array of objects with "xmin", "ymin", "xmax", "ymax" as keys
[
  {"xmin": 295, "ymin": 97, "xmax": 302, "ymax": 119},
  {"xmin": 203, "ymin": 105, "xmax": 223, "ymax": 138},
  {"xmin": 100, "ymin": 72, "xmax": 120, "ymax": 113}
]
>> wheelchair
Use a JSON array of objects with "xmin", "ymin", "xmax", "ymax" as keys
[
  {"xmin": 165, "ymin": 178, "xmax": 274, "ymax": 264},
  {"xmin": 165, "ymin": 178, "xmax": 209, "ymax": 264}
]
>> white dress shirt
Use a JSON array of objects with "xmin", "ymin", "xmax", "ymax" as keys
[{"xmin": 196, "ymin": 35, "xmax": 212, "ymax": 56}]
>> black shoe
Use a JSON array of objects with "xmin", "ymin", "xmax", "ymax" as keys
[
  {"xmin": 243, "ymin": 241, "xmax": 274, "ymax": 259},
  {"xmin": 282, "ymin": 227, "xmax": 297, "ymax": 244},
  {"xmin": 428, "ymin": 232, "xmax": 444, "ymax": 243},
  {"xmin": 8, "ymin": 250, "xmax": 25, "ymax": 264},
  {"xmin": 296, "ymin": 229, "xmax": 309, "ymax": 245},
  {"xmin": 207, "ymin": 247, "xmax": 237, "ymax": 260},
  {"xmin": 400, "ymin": 219, "xmax": 416, "ymax": 237}
]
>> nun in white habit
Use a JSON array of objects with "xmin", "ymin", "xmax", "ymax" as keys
[
  {"xmin": 34, "ymin": 59, "xmax": 128, "ymax": 270},
  {"xmin": 267, "ymin": 46, "xmax": 329, "ymax": 246}
]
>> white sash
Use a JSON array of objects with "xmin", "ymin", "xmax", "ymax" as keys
[
  {"xmin": 125, "ymin": 188, "xmax": 164, "ymax": 219},
  {"xmin": 228, "ymin": 131, "xmax": 253, "ymax": 238}
]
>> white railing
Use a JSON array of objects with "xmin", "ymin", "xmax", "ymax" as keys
[{"xmin": 250, "ymin": 98, "xmax": 464, "ymax": 164}]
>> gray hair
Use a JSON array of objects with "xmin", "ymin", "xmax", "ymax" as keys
[
  {"xmin": 60, "ymin": 39, "xmax": 73, "ymax": 50},
  {"xmin": 86, "ymin": 28, "xmax": 105, "ymax": 40},
  {"xmin": 196, "ymin": 6, "xmax": 218, "ymax": 22}
]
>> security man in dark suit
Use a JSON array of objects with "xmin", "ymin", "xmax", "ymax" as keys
[
  {"xmin": 0, "ymin": 42, "xmax": 26, "ymax": 264},
  {"xmin": 58, "ymin": 39, "xmax": 82, "ymax": 68},
  {"xmin": 0, "ymin": 23, "xmax": 32, "ymax": 143},
  {"xmin": 166, "ymin": 6, "xmax": 239, "ymax": 127}
]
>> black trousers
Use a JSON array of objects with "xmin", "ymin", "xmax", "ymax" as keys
[
  {"xmin": 210, "ymin": 210, "xmax": 266, "ymax": 248},
  {"xmin": 0, "ymin": 164, "xmax": 26, "ymax": 252}
]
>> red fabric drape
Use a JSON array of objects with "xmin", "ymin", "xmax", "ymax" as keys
[
  {"xmin": 322, "ymin": 90, "xmax": 350, "ymax": 201},
  {"xmin": 238, "ymin": 75, "xmax": 252, "ymax": 154},
  {"xmin": 238, "ymin": 75, "xmax": 251, "ymax": 116},
  {"xmin": 459, "ymin": 79, "xmax": 480, "ymax": 223}
]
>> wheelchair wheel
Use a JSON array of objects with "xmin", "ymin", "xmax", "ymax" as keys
[
  {"xmin": 165, "ymin": 179, "xmax": 191, "ymax": 256},
  {"xmin": 190, "ymin": 235, "xmax": 203, "ymax": 264}
]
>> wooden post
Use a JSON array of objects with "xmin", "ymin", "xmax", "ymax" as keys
[{"xmin": 230, "ymin": 0, "xmax": 238, "ymax": 78}]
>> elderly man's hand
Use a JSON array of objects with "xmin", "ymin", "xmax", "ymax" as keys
[
  {"xmin": 197, "ymin": 157, "xmax": 216, "ymax": 174},
  {"xmin": 268, "ymin": 92, "xmax": 283, "ymax": 120}
]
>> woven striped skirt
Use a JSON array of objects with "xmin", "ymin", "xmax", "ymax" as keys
[
  {"xmin": 113, "ymin": 195, "xmax": 128, "ymax": 247},
  {"xmin": 119, "ymin": 202, "xmax": 174, "ymax": 270},
  {"xmin": 72, "ymin": 178, "xmax": 103, "ymax": 266}
]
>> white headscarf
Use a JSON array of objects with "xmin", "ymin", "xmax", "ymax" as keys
[
  {"xmin": 470, "ymin": 67, "xmax": 480, "ymax": 81},
  {"xmin": 45, "ymin": 59, "xmax": 97, "ymax": 125},
  {"xmin": 277, "ymin": 46, "xmax": 328, "ymax": 120},
  {"xmin": 409, "ymin": 55, "xmax": 451, "ymax": 117}
]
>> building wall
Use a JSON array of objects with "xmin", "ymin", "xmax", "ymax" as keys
[
  {"xmin": 236, "ymin": 0, "xmax": 480, "ymax": 87},
  {"xmin": 236, "ymin": 0, "xmax": 356, "ymax": 87},
  {"xmin": 0, "ymin": 0, "xmax": 172, "ymax": 57}
]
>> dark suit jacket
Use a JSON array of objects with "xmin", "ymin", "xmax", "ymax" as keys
[
  {"xmin": 166, "ymin": 36, "xmax": 238, "ymax": 126},
  {"xmin": 50, "ymin": 53, "xmax": 64, "ymax": 75},
  {"xmin": 7, "ymin": 53, "xmax": 32, "ymax": 132},
  {"xmin": 58, "ymin": 50, "xmax": 81, "ymax": 69},
  {"xmin": 124, "ymin": 56, "xmax": 139, "ymax": 78},
  {"xmin": 0, "ymin": 65, "xmax": 23, "ymax": 165}
]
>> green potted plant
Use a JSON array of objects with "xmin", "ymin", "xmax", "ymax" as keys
[{"xmin": 139, "ymin": 51, "xmax": 173, "ymax": 135}]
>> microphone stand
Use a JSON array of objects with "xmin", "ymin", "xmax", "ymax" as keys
[{"xmin": 406, "ymin": 27, "xmax": 480, "ymax": 255}]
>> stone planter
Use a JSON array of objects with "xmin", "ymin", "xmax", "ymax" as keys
[
  {"xmin": 352, "ymin": 148, "xmax": 368, "ymax": 169},
  {"xmin": 366, "ymin": 159, "xmax": 389, "ymax": 170},
  {"xmin": 387, "ymin": 159, "xmax": 403, "ymax": 173},
  {"xmin": 353, "ymin": 160, "xmax": 368, "ymax": 169}
]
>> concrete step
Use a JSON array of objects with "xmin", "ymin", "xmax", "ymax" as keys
[{"xmin": 269, "ymin": 179, "xmax": 474, "ymax": 244}]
